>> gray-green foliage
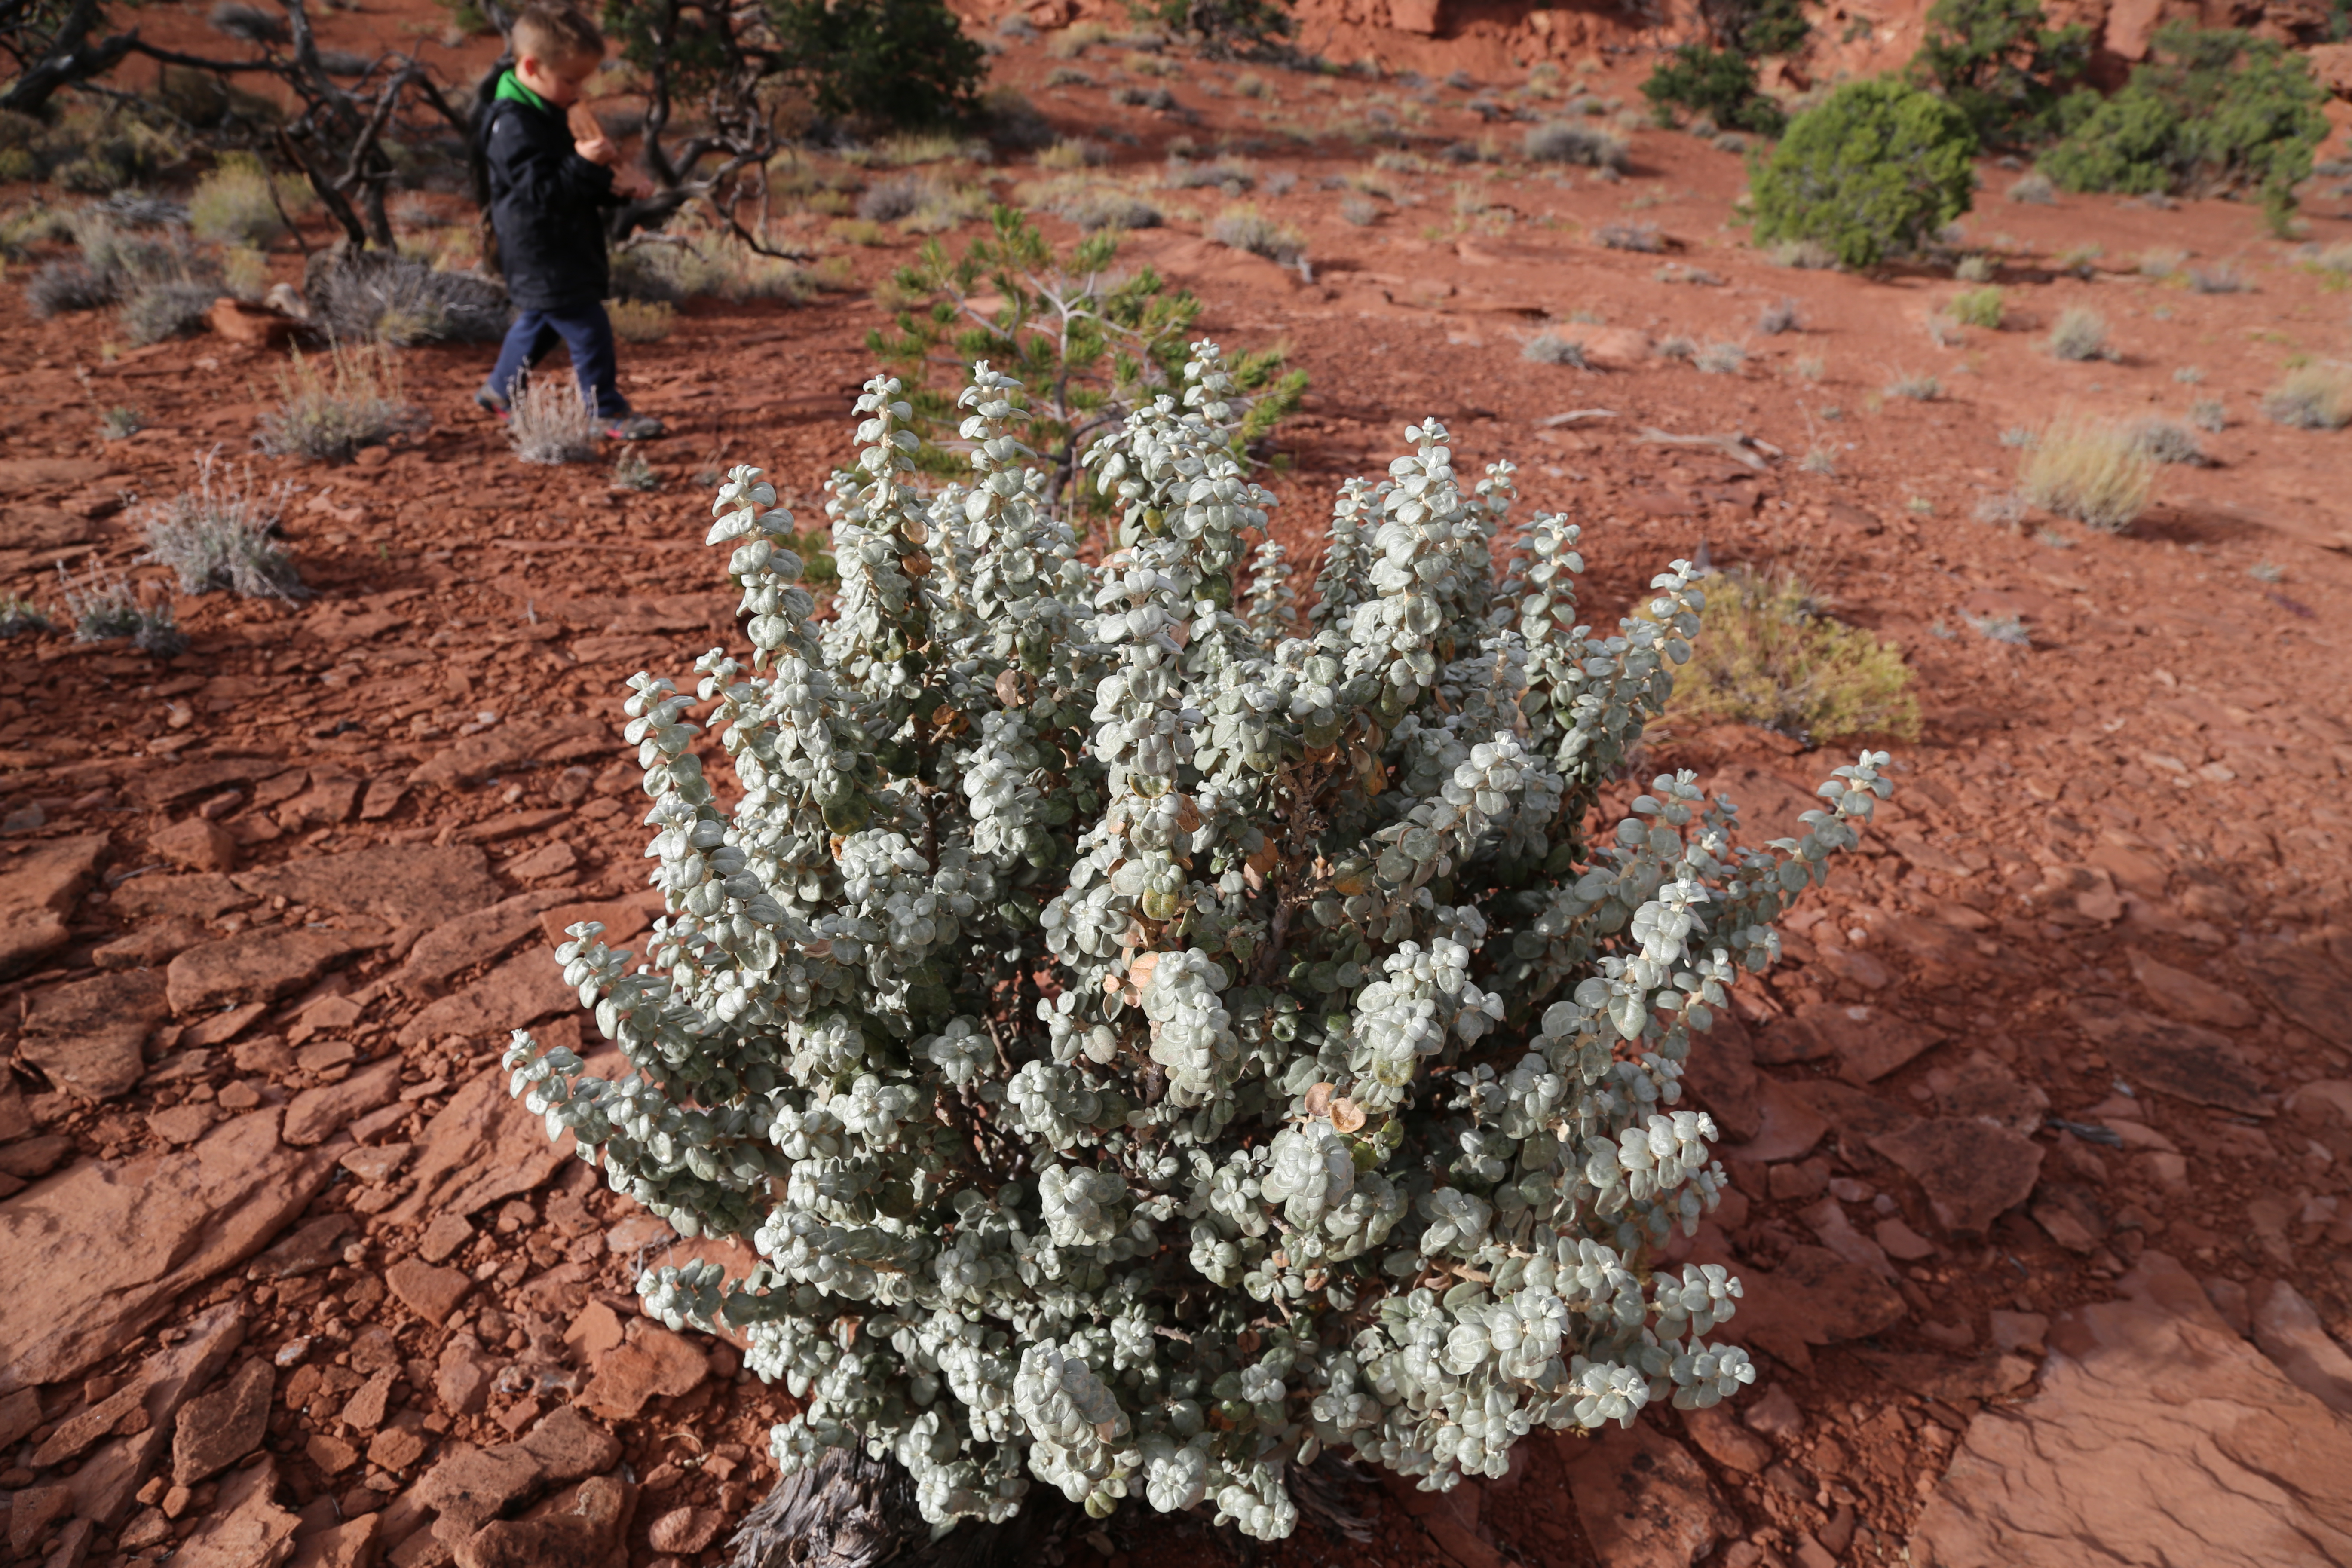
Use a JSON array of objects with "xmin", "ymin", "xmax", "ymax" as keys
[
  {"xmin": 505, "ymin": 344, "xmax": 1892, "ymax": 1540},
  {"xmin": 138, "ymin": 447, "xmax": 304, "ymax": 599}
]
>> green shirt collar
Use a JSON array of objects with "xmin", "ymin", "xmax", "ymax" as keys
[{"xmin": 495, "ymin": 69, "xmax": 549, "ymax": 113}]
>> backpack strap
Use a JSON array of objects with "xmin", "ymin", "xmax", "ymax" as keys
[{"xmin": 469, "ymin": 56, "xmax": 515, "ymax": 279}]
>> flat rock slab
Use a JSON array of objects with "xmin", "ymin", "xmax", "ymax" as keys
[
  {"xmin": 2068, "ymin": 1004, "xmax": 2269, "ymax": 1116},
  {"xmin": 2251, "ymin": 1279, "xmax": 2352, "ymax": 1420},
  {"xmin": 1911, "ymin": 1252, "xmax": 2352, "ymax": 1568},
  {"xmin": 1680, "ymin": 1010, "xmax": 1762, "ymax": 1144},
  {"xmin": 0, "ymin": 456, "xmax": 112, "ymax": 494},
  {"xmin": 170, "ymin": 1455, "xmax": 300, "ymax": 1568},
  {"xmin": 0, "ymin": 832, "xmax": 108, "ymax": 976},
  {"xmin": 387, "ymin": 1259, "xmax": 475, "ymax": 1324},
  {"xmin": 2128, "ymin": 949, "xmax": 2257, "ymax": 1029},
  {"xmin": 514, "ymin": 1406, "xmax": 621, "ymax": 1481},
  {"xmin": 1554, "ymin": 1421, "xmax": 1740, "ymax": 1568},
  {"xmin": 1853, "ymin": 1351, "xmax": 2039, "ymax": 1404},
  {"xmin": 1784, "ymin": 1078, "xmax": 1920, "ymax": 1141},
  {"xmin": 283, "ymin": 1057, "xmax": 404, "ymax": 1147},
  {"xmin": 1870, "ymin": 1118, "xmax": 2045, "ymax": 1238},
  {"xmin": 397, "ymin": 947, "xmax": 578, "ymax": 1047},
  {"xmin": 0, "ymin": 502, "xmax": 95, "ymax": 550},
  {"xmin": 400, "ymin": 890, "xmax": 579, "ymax": 994},
  {"xmin": 20, "ymin": 967, "xmax": 170, "ymax": 1101},
  {"xmin": 456, "ymin": 1473, "xmax": 632, "ymax": 1568},
  {"xmin": 578, "ymin": 1319, "xmax": 709, "ymax": 1420},
  {"xmin": 2238, "ymin": 949, "xmax": 2351, "ymax": 1040},
  {"xmin": 166, "ymin": 927, "xmax": 384, "ymax": 1014},
  {"xmin": 62, "ymin": 1303, "xmax": 247, "ymax": 1528},
  {"xmin": 113, "ymin": 872, "xmax": 258, "ymax": 921},
  {"xmin": 1730, "ymin": 1244, "xmax": 1910, "ymax": 1373},
  {"xmin": 122, "ymin": 757, "xmax": 280, "ymax": 811},
  {"xmin": 235, "ymin": 843, "xmax": 500, "ymax": 931},
  {"xmin": 0, "ymin": 1109, "xmax": 337, "ymax": 1394},
  {"xmin": 1759, "ymin": 1001, "xmax": 1946, "ymax": 1083},
  {"xmin": 1718, "ymin": 1075, "xmax": 1830, "ymax": 1165},
  {"xmin": 172, "ymin": 1357, "xmax": 273, "ymax": 1485},
  {"xmin": 385, "ymin": 1067, "xmax": 573, "ymax": 1227},
  {"xmin": 409, "ymin": 715, "xmax": 612, "ymax": 789}
]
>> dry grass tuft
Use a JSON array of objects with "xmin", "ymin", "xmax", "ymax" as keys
[
  {"xmin": 506, "ymin": 371, "xmax": 600, "ymax": 466},
  {"xmin": 2018, "ymin": 417, "xmax": 2155, "ymax": 531},
  {"xmin": 2260, "ymin": 364, "xmax": 2352, "ymax": 430},
  {"xmin": 254, "ymin": 342, "xmax": 424, "ymax": 464}
]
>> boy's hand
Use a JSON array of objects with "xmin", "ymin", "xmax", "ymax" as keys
[{"xmin": 575, "ymin": 135, "xmax": 618, "ymax": 166}]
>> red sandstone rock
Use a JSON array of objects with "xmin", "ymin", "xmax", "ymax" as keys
[
  {"xmin": 153, "ymin": 815, "xmax": 240, "ymax": 874},
  {"xmin": 395, "ymin": 946, "xmax": 579, "ymax": 1047},
  {"xmin": 578, "ymin": 1319, "xmax": 709, "ymax": 1420},
  {"xmin": 1681, "ymin": 1403, "xmax": 1772, "ymax": 1474},
  {"xmin": 2067, "ymin": 1004, "xmax": 2269, "ymax": 1117},
  {"xmin": 386, "ymin": 1259, "xmax": 475, "ymax": 1325},
  {"xmin": 1911, "ymin": 1253, "xmax": 2352, "ymax": 1568},
  {"xmin": 2250, "ymin": 1278, "xmax": 2352, "ymax": 1419},
  {"xmin": 384, "ymin": 1068, "xmax": 573, "ymax": 1228},
  {"xmin": 0, "ymin": 1112, "xmax": 331, "ymax": 1394},
  {"xmin": 233, "ymin": 844, "xmax": 501, "ymax": 930},
  {"xmin": 1557, "ymin": 1421, "xmax": 1739, "ymax": 1568},
  {"xmin": 1868, "ymin": 1119, "xmax": 2045, "ymax": 1239},
  {"xmin": 172, "ymin": 1357, "xmax": 274, "ymax": 1485},
  {"xmin": 288, "ymin": 1512, "xmax": 381, "ymax": 1568},
  {"xmin": 0, "ymin": 832, "xmax": 107, "ymax": 977},
  {"xmin": 18, "ymin": 967, "xmax": 170, "ymax": 1102},
  {"xmin": 170, "ymin": 1456, "xmax": 301, "ymax": 1568},
  {"xmin": 166, "ymin": 927, "xmax": 385, "ymax": 1015},
  {"xmin": 514, "ymin": 1406, "xmax": 622, "ymax": 1481},
  {"xmin": 454, "ymin": 1474, "xmax": 632, "ymax": 1568},
  {"xmin": 282, "ymin": 1057, "xmax": 404, "ymax": 1146},
  {"xmin": 647, "ymin": 1505, "xmax": 725, "ymax": 1555}
]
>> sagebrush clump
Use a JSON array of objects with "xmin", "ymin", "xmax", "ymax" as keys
[
  {"xmin": 1523, "ymin": 121, "xmax": 1630, "ymax": 169},
  {"xmin": 55, "ymin": 556, "xmax": 184, "ymax": 656},
  {"xmin": 1948, "ymin": 285, "xmax": 2004, "ymax": 328},
  {"xmin": 138, "ymin": 447, "xmax": 303, "ymax": 598},
  {"xmin": 1522, "ymin": 331, "xmax": 1591, "ymax": 367},
  {"xmin": 308, "ymin": 249, "xmax": 510, "ymax": 345},
  {"xmin": 504, "ymin": 344, "xmax": 1897, "ymax": 1543},
  {"xmin": 2045, "ymin": 306, "xmax": 2107, "ymax": 361},
  {"xmin": 1209, "ymin": 204, "xmax": 1305, "ymax": 267}
]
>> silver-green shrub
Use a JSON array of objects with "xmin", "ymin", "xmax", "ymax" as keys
[{"xmin": 505, "ymin": 344, "xmax": 1891, "ymax": 1540}]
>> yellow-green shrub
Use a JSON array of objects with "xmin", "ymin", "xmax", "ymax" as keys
[{"xmin": 1666, "ymin": 571, "xmax": 1921, "ymax": 741}]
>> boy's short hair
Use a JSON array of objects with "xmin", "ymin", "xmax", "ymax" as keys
[{"xmin": 511, "ymin": 3, "xmax": 605, "ymax": 65}]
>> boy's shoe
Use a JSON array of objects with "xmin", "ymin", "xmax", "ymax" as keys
[
  {"xmin": 474, "ymin": 388, "xmax": 510, "ymax": 422},
  {"xmin": 603, "ymin": 412, "xmax": 665, "ymax": 441}
]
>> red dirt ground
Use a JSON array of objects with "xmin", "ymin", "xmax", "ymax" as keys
[{"xmin": 2, "ymin": 4, "xmax": 2351, "ymax": 1567}]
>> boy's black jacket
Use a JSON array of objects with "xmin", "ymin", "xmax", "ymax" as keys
[{"xmin": 478, "ymin": 84, "xmax": 618, "ymax": 312}]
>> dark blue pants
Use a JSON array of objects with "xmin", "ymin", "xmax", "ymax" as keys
[{"xmin": 483, "ymin": 303, "xmax": 628, "ymax": 418}]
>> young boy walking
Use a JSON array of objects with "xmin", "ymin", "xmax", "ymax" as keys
[{"xmin": 473, "ymin": 3, "xmax": 663, "ymax": 441}]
